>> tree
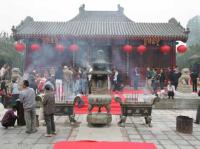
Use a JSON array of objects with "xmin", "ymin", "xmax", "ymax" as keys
[
  {"xmin": 186, "ymin": 15, "xmax": 200, "ymax": 46},
  {"xmin": 177, "ymin": 45, "xmax": 200, "ymax": 70},
  {"xmin": 177, "ymin": 15, "xmax": 200, "ymax": 71},
  {"xmin": 0, "ymin": 32, "xmax": 23, "ymax": 70}
]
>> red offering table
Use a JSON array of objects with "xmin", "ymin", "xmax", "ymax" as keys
[{"xmin": 53, "ymin": 141, "xmax": 157, "ymax": 149}]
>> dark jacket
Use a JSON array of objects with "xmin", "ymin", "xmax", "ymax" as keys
[
  {"xmin": 29, "ymin": 80, "xmax": 38, "ymax": 94},
  {"xmin": 55, "ymin": 67, "xmax": 63, "ymax": 80},
  {"xmin": 160, "ymin": 72, "xmax": 166, "ymax": 82},
  {"xmin": 43, "ymin": 91, "xmax": 55, "ymax": 115},
  {"xmin": 1, "ymin": 110, "xmax": 17, "ymax": 126},
  {"xmin": 190, "ymin": 72, "xmax": 198, "ymax": 82}
]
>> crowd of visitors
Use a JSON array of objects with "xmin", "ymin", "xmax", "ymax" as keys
[
  {"xmin": 0, "ymin": 63, "xmax": 199, "ymax": 137},
  {"xmin": 144, "ymin": 66, "xmax": 199, "ymax": 98}
]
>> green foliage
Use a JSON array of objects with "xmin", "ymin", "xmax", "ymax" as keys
[
  {"xmin": 186, "ymin": 15, "xmax": 200, "ymax": 46},
  {"xmin": 176, "ymin": 44, "xmax": 200, "ymax": 69},
  {"xmin": 177, "ymin": 15, "xmax": 200, "ymax": 70},
  {"xmin": 0, "ymin": 35, "xmax": 23, "ymax": 69}
]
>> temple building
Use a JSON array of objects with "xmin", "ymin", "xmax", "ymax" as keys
[{"xmin": 12, "ymin": 4, "xmax": 188, "ymax": 78}]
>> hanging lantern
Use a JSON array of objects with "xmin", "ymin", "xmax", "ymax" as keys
[
  {"xmin": 177, "ymin": 45, "xmax": 187, "ymax": 53},
  {"xmin": 160, "ymin": 45, "xmax": 171, "ymax": 54},
  {"xmin": 31, "ymin": 43, "xmax": 40, "ymax": 52},
  {"xmin": 122, "ymin": 44, "xmax": 133, "ymax": 53},
  {"xmin": 137, "ymin": 45, "xmax": 147, "ymax": 55},
  {"xmin": 55, "ymin": 44, "xmax": 65, "ymax": 52},
  {"xmin": 15, "ymin": 43, "xmax": 25, "ymax": 52},
  {"xmin": 69, "ymin": 44, "xmax": 79, "ymax": 52}
]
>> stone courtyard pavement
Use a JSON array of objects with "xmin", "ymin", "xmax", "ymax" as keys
[{"xmin": 0, "ymin": 110, "xmax": 200, "ymax": 149}]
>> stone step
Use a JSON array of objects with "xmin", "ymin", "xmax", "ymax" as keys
[{"xmin": 154, "ymin": 98, "xmax": 200, "ymax": 109}]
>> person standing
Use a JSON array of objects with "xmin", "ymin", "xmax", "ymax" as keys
[
  {"xmin": 159, "ymin": 69, "xmax": 166, "ymax": 90},
  {"xmin": 172, "ymin": 67, "xmax": 181, "ymax": 90},
  {"xmin": 19, "ymin": 80, "xmax": 37, "ymax": 134},
  {"xmin": 11, "ymin": 80, "xmax": 19, "ymax": 106},
  {"xmin": 63, "ymin": 66, "xmax": 73, "ymax": 99},
  {"xmin": 29, "ymin": 76, "xmax": 38, "ymax": 95},
  {"xmin": 0, "ymin": 78, "xmax": 7, "ymax": 106},
  {"xmin": 146, "ymin": 67, "xmax": 153, "ymax": 90},
  {"xmin": 0, "ymin": 64, "xmax": 7, "ymax": 80},
  {"xmin": 190, "ymin": 70, "xmax": 198, "ymax": 92},
  {"xmin": 44, "ymin": 77, "xmax": 55, "ymax": 91},
  {"xmin": 133, "ymin": 67, "xmax": 140, "ymax": 90},
  {"xmin": 81, "ymin": 68, "xmax": 88, "ymax": 95},
  {"xmin": 43, "ymin": 85, "xmax": 56, "ymax": 137},
  {"xmin": 55, "ymin": 66, "xmax": 63, "ymax": 102},
  {"xmin": 151, "ymin": 69, "xmax": 159, "ymax": 94}
]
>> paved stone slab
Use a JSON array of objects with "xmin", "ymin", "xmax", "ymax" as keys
[
  {"xmin": 75, "ymin": 114, "xmax": 123, "ymax": 141},
  {"xmin": 124, "ymin": 109, "xmax": 200, "ymax": 149},
  {"xmin": 0, "ymin": 115, "xmax": 72, "ymax": 149},
  {"xmin": 179, "ymin": 146, "xmax": 196, "ymax": 149},
  {"xmin": 0, "ymin": 109, "xmax": 200, "ymax": 149}
]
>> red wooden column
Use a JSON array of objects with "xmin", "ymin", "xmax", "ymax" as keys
[
  {"xmin": 24, "ymin": 41, "xmax": 31, "ymax": 72},
  {"xmin": 171, "ymin": 44, "xmax": 176, "ymax": 68}
]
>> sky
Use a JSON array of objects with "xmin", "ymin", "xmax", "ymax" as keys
[{"xmin": 0, "ymin": 0, "xmax": 200, "ymax": 34}]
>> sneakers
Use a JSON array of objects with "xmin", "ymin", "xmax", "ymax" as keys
[
  {"xmin": 45, "ymin": 134, "xmax": 52, "ymax": 137},
  {"xmin": 25, "ymin": 129, "xmax": 37, "ymax": 134},
  {"xmin": 31, "ymin": 129, "xmax": 38, "ymax": 133},
  {"xmin": 25, "ymin": 131, "xmax": 32, "ymax": 134},
  {"xmin": 44, "ymin": 131, "xmax": 56, "ymax": 137}
]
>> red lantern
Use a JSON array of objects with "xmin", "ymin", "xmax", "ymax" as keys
[
  {"xmin": 15, "ymin": 43, "xmax": 25, "ymax": 52},
  {"xmin": 69, "ymin": 44, "xmax": 79, "ymax": 52},
  {"xmin": 55, "ymin": 44, "xmax": 65, "ymax": 52},
  {"xmin": 31, "ymin": 43, "xmax": 40, "ymax": 52},
  {"xmin": 137, "ymin": 45, "xmax": 147, "ymax": 55},
  {"xmin": 122, "ymin": 44, "xmax": 133, "ymax": 53},
  {"xmin": 177, "ymin": 45, "xmax": 187, "ymax": 53},
  {"xmin": 160, "ymin": 45, "xmax": 171, "ymax": 54}
]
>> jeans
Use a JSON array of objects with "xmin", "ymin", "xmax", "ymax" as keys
[
  {"xmin": 12, "ymin": 94, "xmax": 19, "ymax": 106},
  {"xmin": 133, "ymin": 76, "xmax": 139, "ymax": 90},
  {"xmin": 160, "ymin": 82, "xmax": 164, "ymax": 90},
  {"xmin": 24, "ymin": 109, "xmax": 36, "ymax": 132},
  {"xmin": 192, "ymin": 81, "xmax": 197, "ymax": 92},
  {"xmin": 44, "ymin": 114, "xmax": 55, "ymax": 134}
]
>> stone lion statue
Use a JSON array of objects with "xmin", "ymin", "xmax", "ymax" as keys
[{"xmin": 178, "ymin": 68, "xmax": 190, "ymax": 86}]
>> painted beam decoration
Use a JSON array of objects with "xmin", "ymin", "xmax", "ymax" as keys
[{"xmin": 144, "ymin": 37, "xmax": 160, "ymax": 46}]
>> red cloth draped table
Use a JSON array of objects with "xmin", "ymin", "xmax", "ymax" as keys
[{"xmin": 53, "ymin": 141, "xmax": 157, "ymax": 149}]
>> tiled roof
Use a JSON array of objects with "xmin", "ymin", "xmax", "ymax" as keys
[
  {"xmin": 69, "ymin": 11, "xmax": 132, "ymax": 22},
  {"xmin": 14, "ymin": 6, "xmax": 188, "ymax": 41}
]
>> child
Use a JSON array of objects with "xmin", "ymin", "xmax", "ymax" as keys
[
  {"xmin": 1, "ymin": 105, "xmax": 17, "ymax": 128},
  {"xmin": 167, "ymin": 81, "xmax": 175, "ymax": 99}
]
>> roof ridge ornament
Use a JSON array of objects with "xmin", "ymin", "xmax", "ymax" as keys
[
  {"xmin": 168, "ymin": 18, "xmax": 179, "ymax": 24},
  {"xmin": 79, "ymin": 4, "xmax": 85, "ymax": 13},
  {"xmin": 168, "ymin": 17, "xmax": 185, "ymax": 30},
  {"xmin": 184, "ymin": 28, "xmax": 190, "ymax": 34},
  {"xmin": 117, "ymin": 4, "xmax": 124, "ymax": 14}
]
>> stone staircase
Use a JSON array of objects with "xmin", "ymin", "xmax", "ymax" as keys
[{"xmin": 154, "ymin": 94, "xmax": 200, "ymax": 109}]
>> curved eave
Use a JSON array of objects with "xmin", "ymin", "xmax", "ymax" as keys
[{"xmin": 15, "ymin": 34, "xmax": 188, "ymax": 42}]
